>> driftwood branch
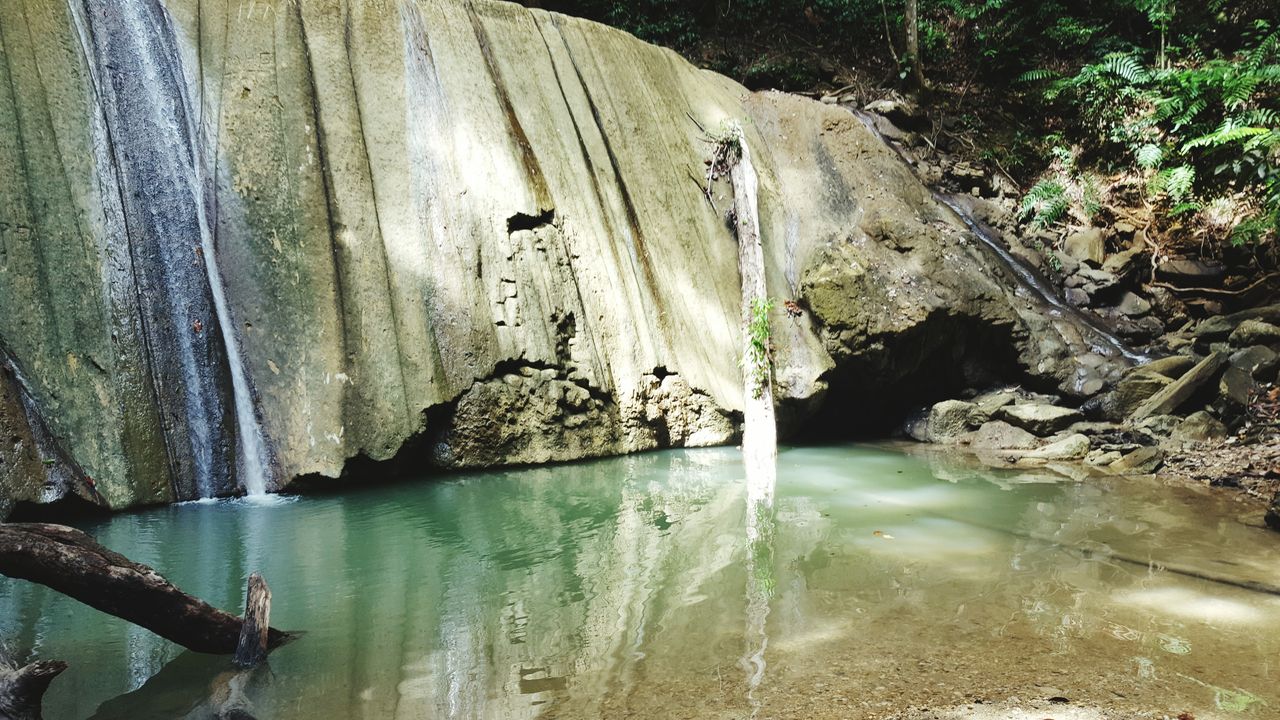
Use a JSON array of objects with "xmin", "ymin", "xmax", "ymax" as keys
[{"xmin": 0, "ymin": 523, "xmax": 292, "ymax": 655}]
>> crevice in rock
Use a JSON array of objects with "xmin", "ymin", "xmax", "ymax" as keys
[
  {"xmin": 507, "ymin": 208, "xmax": 556, "ymax": 234},
  {"xmin": 802, "ymin": 310, "xmax": 1024, "ymax": 440}
]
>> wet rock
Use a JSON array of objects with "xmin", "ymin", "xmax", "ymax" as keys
[
  {"xmin": 1109, "ymin": 446, "xmax": 1164, "ymax": 474},
  {"xmin": 1022, "ymin": 433, "xmax": 1091, "ymax": 460},
  {"xmin": 970, "ymin": 420, "xmax": 1040, "ymax": 450},
  {"xmin": 1156, "ymin": 259, "xmax": 1226, "ymax": 285},
  {"xmin": 1172, "ymin": 411, "xmax": 1227, "ymax": 444},
  {"xmin": 1130, "ymin": 352, "xmax": 1227, "ymax": 420},
  {"xmin": 1063, "ymin": 228, "xmax": 1105, "ymax": 266},
  {"xmin": 1268, "ymin": 496, "xmax": 1280, "ymax": 532},
  {"xmin": 1065, "ymin": 288, "xmax": 1089, "ymax": 307},
  {"xmin": 996, "ymin": 404, "xmax": 1084, "ymax": 436},
  {"xmin": 1230, "ymin": 346, "xmax": 1279, "ymax": 380},
  {"xmin": 1230, "ymin": 319, "xmax": 1280, "ymax": 348},
  {"xmin": 1113, "ymin": 292, "xmax": 1152, "ymax": 318}
]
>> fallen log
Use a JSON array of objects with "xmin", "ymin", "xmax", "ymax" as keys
[{"xmin": 0, "ymin": 523, "xmax": 291, "ymax": 655}]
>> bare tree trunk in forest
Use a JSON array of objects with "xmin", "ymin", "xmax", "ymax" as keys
[{"xmin": 904, "ymin": 0, "xmax": 930, "ymax": 95}]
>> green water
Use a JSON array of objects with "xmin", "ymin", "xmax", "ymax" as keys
[{"xmin": 3, "ymin": 445, "xmax": 1279, "ymax": 719}]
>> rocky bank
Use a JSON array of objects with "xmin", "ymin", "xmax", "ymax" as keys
[{"xmin": 844, "ymin": 95, "xmax": 1280, "ymax": 529}]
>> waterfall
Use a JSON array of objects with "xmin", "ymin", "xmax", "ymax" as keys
[
  {"xmin": 199, "ymin": 236, "xmax": 272, "ymax": 497},
  {"xmin": 79, "ymin": 0, "xmax": 271, "ymax": 498},
  {"xmin": 849, "ymin": 110, "xmax": 1148, "ymax": 366}
]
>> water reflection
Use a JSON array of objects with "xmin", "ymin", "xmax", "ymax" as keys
[{"xmin": 1, "ymin": 445, "xmax": 1278, "ymax": 719}]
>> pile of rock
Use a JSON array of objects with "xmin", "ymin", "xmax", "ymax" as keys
[{"xmin": 905, "ymin": 304, "xmax": 1280, "ymax": 528}]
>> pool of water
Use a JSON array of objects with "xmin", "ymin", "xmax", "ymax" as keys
[{"xmin": 3, "ymin": 445, "xmax": 1278, "ymax": 719}]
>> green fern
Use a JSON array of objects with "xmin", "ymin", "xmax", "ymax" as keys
[
  {"xmin": 1135, "ymin": 143, "xmax": 1164, "ymax": 169},
  {"xmin": 1020, "ymin": 180, "xmax": 1070, "ymax": 229}
]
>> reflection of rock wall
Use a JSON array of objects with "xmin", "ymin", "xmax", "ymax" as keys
[{"xmin": 2, "ymin": 0, "xmax": 1121, "ymax": 510}]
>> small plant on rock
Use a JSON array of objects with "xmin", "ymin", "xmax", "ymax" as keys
[{"xmin": 744, "ymin": 296, "xmax": 775, "ymax": 400}]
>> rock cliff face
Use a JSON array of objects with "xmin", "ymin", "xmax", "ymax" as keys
[{"xmin": 0, "ymin": 0, "xmax": 1128, "ymax": 512}]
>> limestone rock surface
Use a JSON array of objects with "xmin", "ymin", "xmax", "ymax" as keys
[{"xmin": 0, "ymin": 0, "xmax": 1140, "ymax": 511}]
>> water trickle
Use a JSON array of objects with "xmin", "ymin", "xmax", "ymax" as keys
[
  {"xmin": 850, "ymin": 110, "xmax": 1149, "ymax": 365},
  {"xmin": 199, "ymin": 239, "xmax": 272, "ymax": 497}
]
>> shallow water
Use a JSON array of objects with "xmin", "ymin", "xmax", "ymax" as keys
[{"xmin": 2, "ymin": 445, "xmax": 1278, "ymax": 719}]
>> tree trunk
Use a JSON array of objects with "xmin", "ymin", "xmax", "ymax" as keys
[
  {"xmin": 726, "ymin": 125, "xmax": 777, "ymax": 505},
  {"xmin": 904, "ymin": 0, "xmax": 930, "ymax": 95},
  {"xmin": 0, "ymin": 523, "xmax": 292, "ymax": 655},
  {"xmin": 234, "ymin": 574, "xmax": 272, "ymax": 668}
]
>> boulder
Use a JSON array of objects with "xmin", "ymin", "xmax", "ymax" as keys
[
  {"xmin": 1156, "ymin": 259, "xmax": 1226, "ymax": 285},
  {"xmin": 970, "ymin": 420, "xmax": 1040, "ymax": 450},
  {"xmin": 1171, "ymin": 411, "xmax": 1227, "ymax": 444},
  {"xmin": 996, "ymin": 404, "xmax": 1084, "ymax": 436},
  {"xmin": 1219, "ymin": 366, "xmax": 1258, "ymax": 407},
  {"xmin": 1134, "ymin": 355, "xmax": 1195, "ymax": 379},
  {"xmin": 906, "ymin": 400, "xmax": 978, "ymax": 444},
  {"xmin": 1085, "ymin": 449, "xmax": 1123, "ymax": 466},
  {"xmin": 1113, "ymin": 292, "xmax": 1152, "ymax": 318},
  {"xmin": 969, "ymin": 390, "xmax": 1021, "ymax": 425},
  {"xmin": 1063, "ymin": 228, "xmax": 1105, "ymax": 266},
  {"xmin": 1230, "ymin": 346, "xmax": 1279, "ymax": 380},
  {"xmin": 1097, "ymin": 371, "xmax": 1172, "ymax": 421},
  {"xmin": 1109, "ymin": 447, "xmax": 1164, "ymax": 474},
  {"xmin": 1130, "ymin": 352, "xmax": 1227, "ymax": 420},
  {"xmin": 1230, "ymin": 320, "xmax": 1280, "ymax": 348},
  {"xmin": 1102, "ymin": 247, "xmax": 1145, "ymax": 278},
  {"xmin": 1022, "ymin": 433, "xmax": 1091, "ymax": 460},
  {"xmin": 865, "ymin": 97, "xmax": 929, "ymax": 131}
]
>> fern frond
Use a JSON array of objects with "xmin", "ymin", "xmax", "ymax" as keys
[
  {"xmin": 1135, "ymin": 143, "xmax": 1164, "ymax": 169},
  {"xmin": 1017, "ymin": 68, "xmax": 1059, "ymax": 83}
]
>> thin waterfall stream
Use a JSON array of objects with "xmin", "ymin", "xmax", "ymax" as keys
[
  {"xmin": 199, "ymin": 235, "xmax": 272, "ymax": 498},
  {"xmin": 850, "ymin": 110, "xmax": 1150, "ymax": 366}
]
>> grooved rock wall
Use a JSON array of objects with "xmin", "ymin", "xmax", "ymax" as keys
[{"xmin": 0, "ymin": 0, "xmax": 1119, "ymax": 511}]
